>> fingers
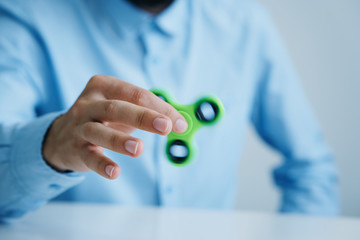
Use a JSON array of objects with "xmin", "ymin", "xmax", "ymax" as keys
[
  {"xmin": 71, "ymin": 75, "xmax": 189, "ymax": 180},
  {"xmin": 105, "ymin": 122, "xmax": 135, "ymax": 135},
  {"xmin": 79, "ymin": 121, "xmax": 144, "ymax": 157},
  {"xmin": 86, "ymin": 75, "xmax": 187, "ymax": 133},
  {"xmin": 81, "ymin": 145, "xmax": 121, "ymax": 179},
  {"xmin": 89, "ymin": 100, "xmax": 173, "ymax": 135}
]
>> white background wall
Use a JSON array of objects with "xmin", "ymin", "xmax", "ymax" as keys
[{"xmin": 236, "ymin": 0, "xmax": 360, "ymax": 217}]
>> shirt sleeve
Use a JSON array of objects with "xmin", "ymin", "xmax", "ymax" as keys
[
  {"xmin": 250, "ymin": 5, "xmax": 339, "ymax": 215},
  {"xmin": 0, "ymin": 5, "xmax": 84, "ymax": 221}
]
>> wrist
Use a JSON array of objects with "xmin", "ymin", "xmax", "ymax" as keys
[{"xmin": 42, "ymin": 114, "xmax": 69, "ymax": 172}]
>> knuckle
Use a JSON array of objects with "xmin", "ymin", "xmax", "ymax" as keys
[
  {"xmin": 96, "ymin": 159, "xmax": 106, "ymax": 174},
  {"xmin": 109, "ymin": 133, "xmax": 122, "ymax": 150},
  {"xmin": 74, "ymin": 98, "xmax": 88, "ymax": 109},
  {"xmin": 70, "ymin": 108, "xmax": 80, "ymax": 125},
  {"xmin": 104, "ymin": 101, "xmax": 117, "ymax": 116},
  {"xmin": 136, "ymin": 110, "xmax": 147, "ymax": 127},
  {"xmin": 70, "ymin": 100, "xmax": 87, "ymax": 124},
  {"xmin": 82, "ymin": 123, "xmax": 96, "ymax": 139},
  {"xmin": 89, "ymin": 75, "xmax": 103, "ymax": 85},
  {"xmin": 130, "ymin": 88, "xmax": 146, "ymax": 105},
  {"xmin": 87, "ymin": 75, "xmax": 108, "ymax": 91},
  {"xmin": 164, "ymin": 107, "xmax": 174, "ymax": 118}
]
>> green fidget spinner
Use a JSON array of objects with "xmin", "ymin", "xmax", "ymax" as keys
[{"xmin": 151, "ymin": 89, "xmax": 225, "ymax": 166}]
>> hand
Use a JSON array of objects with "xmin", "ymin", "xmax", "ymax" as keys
[{"xmin": 42, "ymin": 75, "xmax": 187, "ymax": 179}]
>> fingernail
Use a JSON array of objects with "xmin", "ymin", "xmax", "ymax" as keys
[
  {"xmin": 105, "ymin": 165, "xmax": 114, "ymax": 177},
  {"xmin": 125, "ymin": 140, "xmax": 139, "ymax": 155},
  {"xmin": 174, "ymin": 119, "xmax": 188, "ymax": 133},
  {"xmin": 153, "ymin": 117, "xmax": 170, "ymax": 133}
]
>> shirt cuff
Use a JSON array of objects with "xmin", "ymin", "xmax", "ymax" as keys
[
  {"xmin": 278, "ymin": 187, "xmax": 339, "ymax": 216},
  {"xmin": 10, "ymin": 112, "xmax": 84, "ymax": 200}
]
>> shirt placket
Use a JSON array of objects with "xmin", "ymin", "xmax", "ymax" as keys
[{"xmin": 139, "ymin": 26, "xmax": 179, "ymax": 206}]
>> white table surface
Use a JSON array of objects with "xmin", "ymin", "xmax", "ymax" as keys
[{"xmin": 1, "ymin": 203, "xmax": 360, "ymax": 240}]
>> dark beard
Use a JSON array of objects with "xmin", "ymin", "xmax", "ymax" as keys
[{"xmin": 126, "ymin": 0, "xmax": 174, "ymax": 8}]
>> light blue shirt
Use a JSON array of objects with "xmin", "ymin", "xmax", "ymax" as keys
[{"xmin": 0, "ymin": 0, "xmax": 338, "ymax": 220}]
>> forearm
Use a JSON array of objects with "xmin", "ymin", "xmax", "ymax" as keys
[
  {"xmin": 249, "ymin": 5, "xmax": 339, "ymax": 215},
  {"xmin": 273, "ymin": 154, "xmax": 339, "ymax": 215}
]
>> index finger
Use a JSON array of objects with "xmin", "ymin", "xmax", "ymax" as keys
[{"xmin": 88, "ymin": 75, "xmax": 188, "ymax": 133}]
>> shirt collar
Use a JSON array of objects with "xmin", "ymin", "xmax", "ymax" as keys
[
  {"xmin": 155, "ymin": 0, "xmax": 190, "ymax": 37},
  {"xmin": 104, "ymin": 0, "xmax": 189, "ymax": 38}
]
